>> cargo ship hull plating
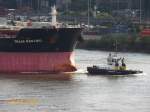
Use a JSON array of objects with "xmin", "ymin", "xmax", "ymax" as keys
[{"xmin": 0, "ymin": 28, "xmax": 82, "ymax": 73}]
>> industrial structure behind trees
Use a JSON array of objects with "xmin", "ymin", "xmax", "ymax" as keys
[
  {"xmin": 0, "ymin": 0, "xmax": 150, "ymax": 19},
  {"xmin": 0, "ymin": 0, "xmax": 55, "ymax": 10}
]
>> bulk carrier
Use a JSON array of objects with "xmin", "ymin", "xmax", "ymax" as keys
[{"xmin": 0, "ymin": 6, "xmax": 82, "ymax": 73}]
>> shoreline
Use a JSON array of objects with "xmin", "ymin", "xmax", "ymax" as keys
[{"xmin": 78, "ymin": 34, "xmax": 150, "ymax": 54}]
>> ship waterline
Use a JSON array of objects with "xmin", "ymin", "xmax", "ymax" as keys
[{"xmin": 0, "ymin": 52, "xmax": 76, "ymax": 73}]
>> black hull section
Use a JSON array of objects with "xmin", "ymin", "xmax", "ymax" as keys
[{"xmin": 0, "ymin": 28, "xmax": 82, "ymax": 52}]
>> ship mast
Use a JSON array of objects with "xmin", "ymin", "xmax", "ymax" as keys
[
  {"xmin": 87, "ymin": 0, "xmax": 91, "ymax": 29},
  {"xmin": 51, "ymin": 5, "xmax": 57, "ymax": 26},
  {"xmin": 139, "ymin": 0, "xmax": 142, "ymax": 24}
]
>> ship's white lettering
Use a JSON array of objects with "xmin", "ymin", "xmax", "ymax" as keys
[{"xmin": 14, "ymin": 39, "xmax": 42, "ymax": 43}]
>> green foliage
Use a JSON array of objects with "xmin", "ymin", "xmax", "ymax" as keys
[
  {"xmin": 79, "ymin": 34, "xmax": 150, "ymax": 53},
  {"xmin": 70, "ymin": 0, "xmax": 88, "ymax": 12},
  {"xmin": 62, "ymin": 11, "xmax": 87, "ymax": 16},
  {"xmin": 96, "ymin": 12, "xmax": 114, "ymax": 19},
  {"xmin": 2, "ymin": 0, "xmax": 17, "ymax": 8},
  {"xmin": 139, "ymin": 37, "xmax": 150, "ymax": 51}
]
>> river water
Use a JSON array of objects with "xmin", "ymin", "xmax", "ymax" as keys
[{"xmin": 0, "ymin": 49, "xmax": 150, "ymax": 112}]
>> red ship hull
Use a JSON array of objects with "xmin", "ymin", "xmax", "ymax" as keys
[{"xmin": 0, "ymin": 52, "xmax": 76, "ymax": 73}]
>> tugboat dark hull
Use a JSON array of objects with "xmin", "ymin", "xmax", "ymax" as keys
[
  {"xmin": 0, "ymin": 28, "xmax": 82, "ymax": 73},
  {"xmin": 87, "ymin": 66, "xmax": 143, "ymax": 75}
]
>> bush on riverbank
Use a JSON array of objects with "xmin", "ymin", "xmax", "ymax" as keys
[{"xmin": 78, "ymin": 33, "xmax": 150, "ymax": 53}]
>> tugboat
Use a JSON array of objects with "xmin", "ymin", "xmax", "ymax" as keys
[{"xmin": 87, "ymin": 52, "xmax": 143, "ymax": 75}]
